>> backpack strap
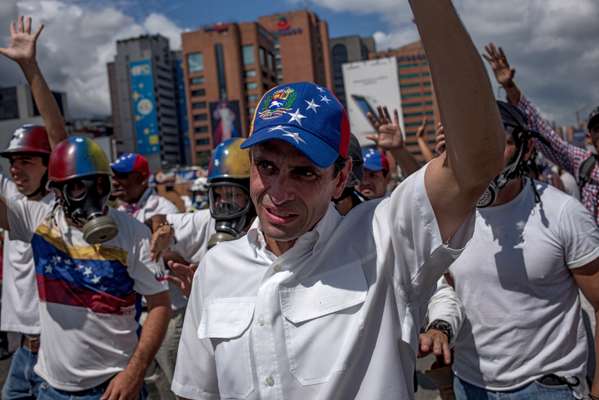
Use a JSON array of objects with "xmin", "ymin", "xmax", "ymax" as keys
[{"xmin": 578, "ymin": 154, "xmax": 598, "ymax": 190}]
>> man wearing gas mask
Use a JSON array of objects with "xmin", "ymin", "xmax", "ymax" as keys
[
  {"xmin": 148, "ymin": 138, "xmax": 255, "ymax": 298},
  {"xmin": 440, "ymin": 102, "xmax": 599, "ymax": 399},
  {"xmin": 0, "ymin": 125, "xmax": 54, "ymax": 399},
  {"xmin": 0, "ymin": 136, "xmax": 171, "ymax": 400},
  {"xmin": 111, "ymin": 152, "xmax": 182, "ymax": 400}
]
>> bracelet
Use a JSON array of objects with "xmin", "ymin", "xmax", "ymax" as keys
[{"xmin": 427, "ymin": 319, "xmax": 453, "ymax": 343}]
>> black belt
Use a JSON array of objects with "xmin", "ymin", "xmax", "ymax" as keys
[{"xmin": 537, "ymin": 374, "xmax": 579, "ymax": 387}]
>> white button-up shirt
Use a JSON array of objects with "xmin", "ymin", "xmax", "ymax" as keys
[{"xmin": 172, "ymin": 166, "xmax": 473, "ymax": 400}]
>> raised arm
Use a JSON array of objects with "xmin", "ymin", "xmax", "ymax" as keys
[
  {"xmin": 0, "ymin": 16, "xmax": 67, "ymax": 148},
  {"xmin": 410, "ymin": 0, "xmax": 504, "ymax": 241},
  {"xmin": 416, "ymin": 118, "xmax": 435, "ymax": 162},
  {"xmin": 484, "ymin": 42, "xmax": 597, "ymax": 182},
  {"xmin": 367, "ymin": 105, "xmax": 421, "ymax": 177}
]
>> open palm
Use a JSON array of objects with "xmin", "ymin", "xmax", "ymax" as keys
[
  {"xmin": 366, "ymin": 105, "xmax": 404, "ymax": 151},
  {"xmin": 0, "ymin": 16, "xmax": 43, "ymax": 64},
  {"xmin": 483, "ymin": 43, "xmax": 515, "ymax": 86}
]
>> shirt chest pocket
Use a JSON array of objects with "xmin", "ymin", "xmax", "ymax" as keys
[
  {"xmin": 279, "ymin": 260, "xmax": 368, "ymax": 385},
  {"xmin": 198, "ymin": 298, "xmax": 255, "ymax": 399}
]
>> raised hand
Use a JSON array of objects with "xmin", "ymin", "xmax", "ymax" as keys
[
  {"xmin": 366, "ymin": 105, "xmax": 404, "ymax": 151},
  {"xmin": 435, "ymin": 123, "xmax": 446, "ymax": 155},
  {"xmin": 0, "ymin": 16, "xmax": 44, "ymax": 65},
  {"xmin": 483, "ymin": 43, "xmax": 515, "ymax": 87},
  {"xmin": 150, "ymin": 222, "xmax": 174, "ymax": 262},
  {"xmin": 166, "ymin": 259, "xmax": 198, "ymax": 298},
  {"xmin": 416, "ymin": 118, "xmax": 428, "ymax": 139}
]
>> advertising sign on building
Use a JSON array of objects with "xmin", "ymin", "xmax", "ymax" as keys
[
  {"xmin": 209, "ymin": 100, "xmax": 242, "ymax": 147},
  {"xmin": 343, "ymin": 57, "xmax": 403, "ymax": 146},
  {"xmin": 129, "ymin": 59, "xmax": 160, "ymax": 155}
]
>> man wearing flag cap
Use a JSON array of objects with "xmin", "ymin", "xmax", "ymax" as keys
[
  {"xmin": 358, "ymin": 147, "xmax": 391, "ymax": 199},
  {"xmin": 172, "ymin": 1, "xmax": 505, "ymax": 399}
]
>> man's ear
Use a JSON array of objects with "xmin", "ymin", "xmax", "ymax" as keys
[{"xmin": 333, "ymin": 158, "xmax": 352, "ymax": 199}]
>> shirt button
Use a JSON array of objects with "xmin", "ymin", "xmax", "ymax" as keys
[
  {"xmin": 273, "ymin": 265, "xmax": 281, "ymax": 273},
  {"xmin": 264, "ymin": 376, "xmax": 274, "ymax": 387},
  {"xmin": 257, "ymin": 318, "xmax": 265, "ymax": 327}
]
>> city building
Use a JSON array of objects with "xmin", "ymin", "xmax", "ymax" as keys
[
  {"xmin": 330, "ymin": 35, "xmax": 376, "ymax": 106},
  {"xmin": 371, "ymin": 41, "xmax": 440, "ymax": 161},
  {"xmin": 180, "ymin": 10, "xmax": 334, "ymax": 165},
  {"xmin": 107, "ymin": 34, "xmax": 185, "ymax": 171},
  {"xmin": 258, "ymin": 10, "xmax": 333, "ymax": 88},
  {"xmin": 181, "ymin": 22, "xmax": 278, "ymax": 166}
]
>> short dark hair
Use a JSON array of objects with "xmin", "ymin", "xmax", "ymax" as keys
[{"xmin": 333, "ymin": 156, "xmax": 347, "ymax": 177}]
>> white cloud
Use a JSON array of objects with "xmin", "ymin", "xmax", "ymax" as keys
[
  {"xmin": 301, "ymin": 0, "xmax": 599, "ymax": 125},
  {"xmin": 0, "ymin": 0, "xmax": 184, "ymax": 118}
]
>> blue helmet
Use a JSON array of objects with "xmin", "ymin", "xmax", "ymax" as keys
[{"xmin": 208, "ymin": 138, "xmax": 250, "ymax": 182}]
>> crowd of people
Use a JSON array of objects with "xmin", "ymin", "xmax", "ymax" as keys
[{"xmin": 0, "ymin": 1, "xmax": 598, "ymax": 399}]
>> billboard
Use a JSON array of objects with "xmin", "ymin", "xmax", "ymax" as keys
[
  {"xmin": 129, "ymin": 59, "xmax": 160, "ymax": 155},
  {"xmin": 342, "ymin": 57, "xmax": 403, "ymax": 146},
  {"xmin": 209, "ymin": 100, "xmax": 242, "ymax": 147}
]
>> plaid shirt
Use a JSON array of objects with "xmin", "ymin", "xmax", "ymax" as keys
[{"xmin": 518, "ymin": 96, "xmax": 599, "ymax": 223}]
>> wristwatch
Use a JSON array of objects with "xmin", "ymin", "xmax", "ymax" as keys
[{"xmin": 427, "ymin": 319, "xmax": 453, "ymax": 342}]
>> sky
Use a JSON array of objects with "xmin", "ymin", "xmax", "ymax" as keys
[{"xmin": 0, "ymin": 0, "xmax": 597, "ymax": 126}]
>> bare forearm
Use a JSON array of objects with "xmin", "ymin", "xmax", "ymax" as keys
[
  {"xmin": 410, "ymin": 0, "xmax": 504, "ymax": 191},
  {"xmin": 18, "ymin": 60, "xmax": 67, "ymax": 148},
  {"xmin": 503, "ymin": 81, "xmax": 522, "ymax": 106},
  {"xmin": 127, "ymin": 302, "xmax": 171, "ymax": 377},
  {"xmin": 389, "ymin": 147, "xmax": 420, "ymax": 177},
  {"xmin": 417, "ymin": 137, "xmax": 435, "ymax": 162}
]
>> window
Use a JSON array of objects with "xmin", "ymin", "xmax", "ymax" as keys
[
  {"xmin": 194, "ymin": 126, "xmax": 208, "ymax": 133},
  {"xmin": 192, "ymin": 101, "xmax": 207, "ymax": 109},
  {"xmin": 248, "ymin": 95, "xmax": 259, "ymax": 102},
  {"xmin": 190, "ymin": 77, "xmax": 205, "ymax": 85},
  {"xmin": 193, "ymin": 113, "xmax": 208, "ymax": 121},
  {"xmin": 196, "ymin": 138, "xmax": 210, "ymax": 146},
  {"xmin": 246, "ymin": 82, "xmax": 258, "ymax": 90},
  {"xmin": 187, "ymin": 52, "xmax": 204, "ymax": 73},
  {"xmin": 245, "ymin": 69, "xmax": 256, "ymax": 78},
  {"xmin": 259, "ymin": 47, "xmax": 266, "ymax": 67},
  {"xmin": 191, "ymin": 89, "xmax": 206, "ymax": 97},
  {"xmin": 242, "ymin": 45, "xmax": 255, "ymax": 65}
]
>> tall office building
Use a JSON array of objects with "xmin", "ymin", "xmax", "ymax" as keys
[
  {"xmin": 181, "ymin": 22, "xmax": 278, "ymax": 166},
  {"xmin": 108, "ymin": 34, "xmax": 184, "ymax": 171},
  {"xmin": 330, "ymin": 35, "xmax": 376, "ymax": 106},
  {"xmin": 258, "ymin": 10, "xmax": 333, "ymax": 88},
  {"xmin": 371, "ymin": 41, "xmax": 440, "ymax": 160}
]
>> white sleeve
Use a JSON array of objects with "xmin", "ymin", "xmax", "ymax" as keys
[
  {"xmin": 426, "ymin": 276, "xmax": 464, "ymax": 345},
  {"xmin": 374, "ymin": 163, "xmax": 475, "ymax": 304},
  {"xmin": 128, "ymin": 219, "xmax": 170, "ymax": 295},
  {"xmin": 558, "ymin": 197, "xmax": 599, "ymax": 269},
  {"xmin": 6, "ymin": 197, "xmax": 52, "ymax": 243},
  {"xmin": 172, "ymin": 263, "xmax": 219, "ymax": 399},
  {"xmin": 167, "ymin": 210, "xmax": 214, "ymax": 263}
]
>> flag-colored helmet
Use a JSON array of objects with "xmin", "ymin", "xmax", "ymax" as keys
[
  {"xmin": 0, "ymin": 125, "xmax": 51, "ymax": 157},
  {"xmin": 48, "ymin": 136, "xmax": 112, "ymax": 183},
  {"xmin": 208, "ymin": 138, "xmax": 250, "ymax": 182}
]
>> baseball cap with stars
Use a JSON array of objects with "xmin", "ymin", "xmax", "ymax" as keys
[{"xmin": 240, "ymin": 82, "xmax": 350, "ymax": 168}]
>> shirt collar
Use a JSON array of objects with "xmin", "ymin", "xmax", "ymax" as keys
[{"xmin": 247, "ymin": 202, "xmax": 342, "ymax": 258}]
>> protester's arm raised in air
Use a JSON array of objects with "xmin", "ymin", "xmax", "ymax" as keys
[
  {"xmin": 484, "ymin": 42, "xmax": 599, "ymax": 183},
  {"xmin": 416, "ymin": 118, "xmax": 435, "ymax": 162},
  {"xmin": 0, "ymin": 17, "xmax": 68, "ymax": 148},
  {"xmin": 410, "ymin": 0, "xmax": 504, "ymax": 242},
  {"xmin": 367, "ymin": 106, "xmax": 421, "ymax": 177}
]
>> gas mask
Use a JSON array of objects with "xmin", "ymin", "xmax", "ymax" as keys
[
  {"xmin": 207, "ymin": 181, "xmax": 252, "ymax": 249},
  {"xmin": 60, "ymin": 175, "xmax": 118, "ymax": 244},
  {"xmin": 477, "ymin": 124, "xmax": 528, "ymax": 208}
]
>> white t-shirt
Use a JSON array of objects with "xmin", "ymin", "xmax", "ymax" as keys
[
  {"xmin": 6, "ymin": 200, "xmax": 168, "ymax": 391},
  {"xmin": 119, "ymin": 188, "xmax": 186, "ymax": 310},
  {"xmin": 0, "ymin": 174, "xmax": 54, "ymax": 335},
  {"xmin": 172, "ymin": 165, "xmax": 474, "ymax": 400},
  {"xmin": 450, "ymin": 179, "xmax": 599, "ymax": 390},
  {"xmin": 167, "ymin": 209, "xmax": 215, "ymax": 264}
]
